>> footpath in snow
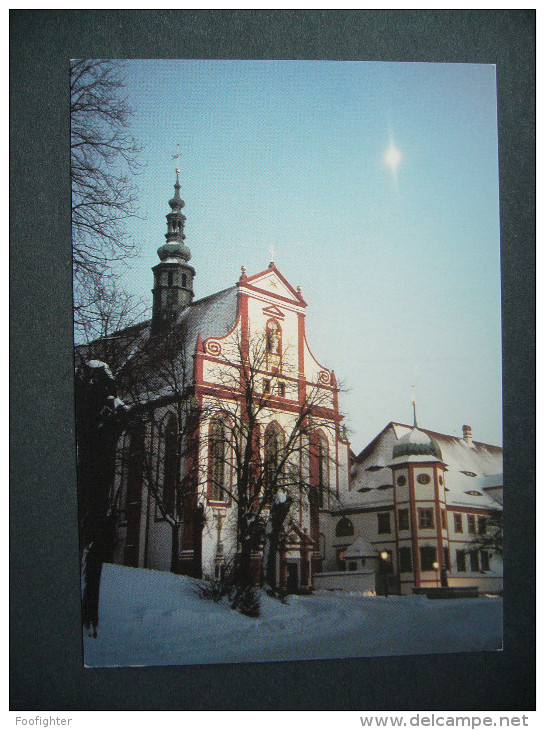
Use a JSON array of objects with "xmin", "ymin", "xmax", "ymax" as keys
[{"xmin": 83, "ymin": 563, "xmax": 503, "ymax": 668}]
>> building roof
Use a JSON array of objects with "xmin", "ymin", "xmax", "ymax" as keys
[
  {"xmin": 76, "ymin": 286, "xmax": 239, "ymax": 401},
  {"xmin": 391, "ymin": 426, "xmax": 443, "ymax": 464},
  {"xmin": 336, "ymin": 421, "xmax": 502, "ymax": 512}
]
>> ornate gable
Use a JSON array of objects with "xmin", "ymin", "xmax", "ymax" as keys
[{"xmin": 240, "ymin": 264, "xmax": 306, "ymax": 308}]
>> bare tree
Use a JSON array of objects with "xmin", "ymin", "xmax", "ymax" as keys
[
  {"xmin": 70, "ymin": 59, "xmax": 142, "ymax": 336},
  {"xmin": 469, "ymin": 510, "xmax": 503, "ymax": 558},
  {"xmin": 75, "ymin": 359, "xmax": 128, "ymax": 637},
  {"xmin": 201, "ymin": 332, "xmax": 343, "ymax": 602}
]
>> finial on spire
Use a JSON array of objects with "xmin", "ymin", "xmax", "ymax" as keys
[
  {"xmin": 172, "ymin": 143, "xmax": 181, "ymax": 174},
  {"xmin": 269, "ymin": 244, "xmax": 275, "ymax": 267},
  {"xmin": 411, "ymin": 385, "xmax": 418, "ymax": 428}
]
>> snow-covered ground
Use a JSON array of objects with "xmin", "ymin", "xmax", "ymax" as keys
[{"xmin": 83, "ymin": 563, "xmax": 503, "ymax": 667}]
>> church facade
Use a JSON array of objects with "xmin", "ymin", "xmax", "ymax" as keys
[{"xmin": 98, "ymin": 171, "xmax": 350, "ymax": 591}]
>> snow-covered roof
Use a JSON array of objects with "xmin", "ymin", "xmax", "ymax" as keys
[
  {"xmin": 76, "ymin": 286, "xmax": 239, "ymax": 401},
  {"xmin": 339, "ymin": 422, "xmax": 503, "ymax": 512}
]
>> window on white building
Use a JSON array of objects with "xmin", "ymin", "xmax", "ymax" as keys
[
  {"xmin": 209, "ymin": 416, "xmax": 230, "ymax": 502},
  {"xmin": 420, "ymin": 546, "xmax": 437, "ymax": 571},
  {"xmin": 456, "ymin": 550, "xmax": 466, "ymax": 572},
  {"xmin": 335, "ymin": 517, "xmax": 354, "ymax": 537},
  {"xmin": 377, "ymin": 512, "xmax": 391, "ymax": 534}
]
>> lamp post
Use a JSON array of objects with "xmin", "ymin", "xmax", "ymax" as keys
[
  {"xmin": 381, "ymin": 551, "xmax": 390, "ymax": 597},
  {"xmin": 433, "ymin": 561, "xmax": 439, "ymax": 588}
]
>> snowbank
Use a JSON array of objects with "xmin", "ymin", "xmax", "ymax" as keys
[{"xmin": 83, "ymin": 563, "xmax": 503, "ymax": 668}]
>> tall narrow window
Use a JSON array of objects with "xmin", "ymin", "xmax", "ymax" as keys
[
  {"xmin": 209, "ymin": 417, "xmax": 230, "ymax": 502},
  {"xmin": 398, "ymin": 508, "xmax": 410, "ymax": 530},
  {"xmin": 456, "ymin": 550, "xmax": 466, "ymax": 572},
  {"xmin": 167, "ymin": 271, "xmax": 174, "ymax": 287},
  {"xmin": 317, "ymin": 434, "xmax": 329, "ymax": 509},
  {"xmin": 399, "ymin": 547, "xmax": 412, "ymax": 573},
  {"xmin": 378, "ymin": 512, "xmax": 391, "ymax": 534},
  {"xmin": 420, "ymin": 546, "xmax": 437, "ymax": 571},
  {"xmin": 163, "ymin": 415, "xmax": 178, "ymax": 516}
]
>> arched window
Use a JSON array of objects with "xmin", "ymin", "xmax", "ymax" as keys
[
  {"xmin": 162, "ymin": 415, "xmax": 178, "ymax": 516},
  {"xmin": 264, "ymin": 423, "xmax": 284, "ymax": 490},
  {"xmin": 167, "ymin": 271, "xmax": 174, "ymax": 287},
  {"xmin": 209, "ymin": 416, "xmax": 230, "ymax": 502},
  {"xmin": 336, "ymin": 517, "xmax": 354, "ymax": 537},
  {"xmin": 317, "ymin": 434, "xmax": 329, "ymax": 508}
]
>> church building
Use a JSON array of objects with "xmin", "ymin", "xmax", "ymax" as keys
[{"xmin": 87, "ymin": 170, "xmax": 351, "ymax": 591}]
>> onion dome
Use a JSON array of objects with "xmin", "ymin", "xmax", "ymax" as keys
[
  {"xmin": 157, "ymin": 241, "xmax": 191, "ymax": 262},
  {"xmin": 169, "ymin": 173, "xmax": 185, "ymax": 211},
  {"xmin": 391, "ymin": 427, "xmax": 443, "ymax": 463}
]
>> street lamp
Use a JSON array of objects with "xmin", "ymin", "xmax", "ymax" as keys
[
  {"xmin": 381, "ymin": 550, "xmax": 390, "ymax": 597},
  {"xmin": 432, "ymin": 561, "xmax": 439, "ymax": 588}
]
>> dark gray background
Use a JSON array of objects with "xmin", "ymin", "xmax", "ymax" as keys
[{"xmin": 10, "ymin": 10, "xmax": 535, "ymax": 711}]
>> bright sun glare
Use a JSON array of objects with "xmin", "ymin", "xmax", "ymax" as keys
[{"xmin": 384, "ymin": 141, "xmax": 402, "ymax": 176}]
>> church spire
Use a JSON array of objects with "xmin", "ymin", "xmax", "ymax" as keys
[{"xmin": 151, "ymin": 165, "xmax": 196, "ymax": 335}]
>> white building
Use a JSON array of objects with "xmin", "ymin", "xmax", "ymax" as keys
[{"xmin": 318, "ymin": 421, "xmax": 503, "ymax": 595}]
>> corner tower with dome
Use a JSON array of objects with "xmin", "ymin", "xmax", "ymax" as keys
[{"xmin": 389, "ymin": 422, "xmax": 449, "ymax": 593}]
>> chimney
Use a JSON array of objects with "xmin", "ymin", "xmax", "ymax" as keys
[{"xmin": 462, "ymin": 424, "xmax": 473, "ymax": 445}]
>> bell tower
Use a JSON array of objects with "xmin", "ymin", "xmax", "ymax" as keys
[{"xmin": 151, "ymin": 166, "xmax": 196, "ymax": 334}]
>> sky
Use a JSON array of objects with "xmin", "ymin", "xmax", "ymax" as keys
[{"xmin": 115, "ymin": 60, "xmax": 502, "ymax": 451}]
